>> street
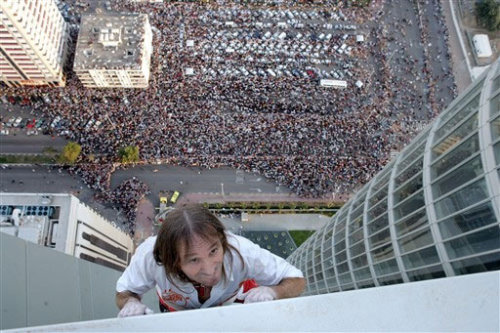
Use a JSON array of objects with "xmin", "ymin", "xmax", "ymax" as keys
[
  {"xmin": 0, "ymin": 164, "xmax": 292, "ymax": 225},
  {"xmin": 111, "ymin": 164, "xmax": 291, "ymax": 204}
]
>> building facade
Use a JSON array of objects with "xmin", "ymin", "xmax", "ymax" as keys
[
  {"xmin": 0, "ymin": 193, "xmax": 134, "ymax": 271},
  {"xmin": 73, "ymin": 13, "xmax": 152, "ymax": 88},
  {"xmin": 288, "ymin": 57, "xmax": 500, "ymax": 295},
  {"xmin": 0, "ymin": 0, "xmax": 68, "ymax": 87}
]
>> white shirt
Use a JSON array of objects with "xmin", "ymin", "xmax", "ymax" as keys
[{"xmin": 116, "ymin": 232, "xmax": 304, "ymax": 310}]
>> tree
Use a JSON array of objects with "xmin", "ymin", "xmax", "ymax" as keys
[
  {"xmin": 476, "ymin": 0, "xmax": 500, "ymax": 32},
  {"xmin": 118, "ymin": 145, "xmax": 140, "ymax": 163},
  {"xmin": 58, "ymin": 142, "xmax": 81, "ymax": 164}
]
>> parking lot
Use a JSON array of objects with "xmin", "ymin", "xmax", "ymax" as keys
[
  {"xmin": 185, "ymin": 8, "xmax": 367, "ymax": 83},
  {"xmin": 0, "ymin": 100, "xmax": 67, "ymax": 154}
]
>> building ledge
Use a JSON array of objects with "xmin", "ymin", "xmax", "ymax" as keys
[{"xmin": 6, "ymin": 271, "xmax": 499, "ymax": 332}]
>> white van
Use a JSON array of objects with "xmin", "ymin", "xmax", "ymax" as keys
[{"xmin": 320, "ymin": 79, "xmax": 347, "ymax": 88}]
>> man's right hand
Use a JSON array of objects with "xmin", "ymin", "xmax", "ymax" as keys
[{"xmin": 117, "ymin": 298, "xmax": 154, "ymax": 318}]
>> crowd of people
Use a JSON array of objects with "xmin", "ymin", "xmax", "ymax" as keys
[
  {"xmin": 2, "ymin": 0, "xmax": 456, "ymax": 230},
  {"xmin": 108, "ymin": 177, "xmax": 150, "ymax": 235}
]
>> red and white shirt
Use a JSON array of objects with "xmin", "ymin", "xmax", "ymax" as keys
[{"xmin": 116, "ymin": 232, "xmax": 304, "ymax": 310}]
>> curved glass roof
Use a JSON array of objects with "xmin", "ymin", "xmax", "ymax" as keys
[{"xmin": 289, "ymin": 58, "xmax": 500, "ymax": 295}]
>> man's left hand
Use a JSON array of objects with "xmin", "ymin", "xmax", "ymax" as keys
[{"xmin": 243, "ymin": 286, "xmax": 277, "ymax": 304}]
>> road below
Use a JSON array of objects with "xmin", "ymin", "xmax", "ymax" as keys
[{"xmin": 0, "ymin": 164, "xmax": 298, "ymax": 227}]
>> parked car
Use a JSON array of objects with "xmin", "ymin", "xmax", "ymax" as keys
[
  {"xmin": 13, "ymin": 117, "xmax": 23, "ymax": 127},
  {"xmin": 50, "ymin": 116, "xmax": 61, "ymax": 128},
  {"xmin": 6, "ymin": 117, "xmax": 16, "ymax": 127},
  {"xmin": 19, "ymin": 118, "xmax": 30, "ymax": 128},
  {"xmin": 35, "ymin": 119, "xmax": 46, "ymax": 129},
  {"xmin": 26, "ymin": 118, "xmax": 36, "ymax": 129}
]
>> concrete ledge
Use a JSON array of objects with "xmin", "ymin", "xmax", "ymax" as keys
[{"xmin": 8, "ymin": 271, "xmax": 499, "ymax": 332}]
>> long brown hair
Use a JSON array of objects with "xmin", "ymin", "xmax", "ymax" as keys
[{"xmin": 153, "ymin": 203, "xmax": 242, "ymax": 285}]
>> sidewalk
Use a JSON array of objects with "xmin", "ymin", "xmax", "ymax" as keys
[
  {"xmin": 441, "ymin": 0, "xmax": 473, "ymax": 92},
  {"xmin": 178, "ymin": 191, "xmax": 350, "ymax": 205}
]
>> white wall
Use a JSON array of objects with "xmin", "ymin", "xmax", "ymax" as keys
[{"xmin": 7, "ymin": 270, "xmax": 499, "ymax": 332}]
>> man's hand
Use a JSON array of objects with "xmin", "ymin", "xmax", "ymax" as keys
[
  {"xmin": 117, "ymin": 298, "xmax": 154, "ymax": 318},
  {"xmin": 243, "ymin": 286, "xmax": 277, "ymax": 304}
]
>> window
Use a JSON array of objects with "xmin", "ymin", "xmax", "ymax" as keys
[
  {"xmin": 351, "ymin": 254, "xmax": 368, "ymax": 269},
  {"xmin": 357, "ymin": 280, "xmax": 375, "ymax": 289},
  {"xmin": 369, "ymin": 227, "xmax": 391, "ymax": 249},
  {"xmin": 394, "ymin": 174, "xmax": 423, "ymax": 204},
  {"xmin": 444, "ymin": 226, "xmax": 500, "ymax": 260},
  {"xmin": 398, "ymin": 228, "xmax": 434, "ymax": 254},
  {"xmin": 495, "ymin": 141, "xmax": 500, "ymax": 165},
  {"xmin": 406, "ymin": 265, "xmax": 445, "ymax": 281},
  {"xmin": 432, "ymin": 155, "xmax": 483, "ymax": 198},
  {"xmin": 369, "ymin": 186, "xmax": 388, "ymax": 207},
  {"xmin": 368, "ymin": 199, "xmax": 387, "ymax": 220},
  {"xmin": 350, "ymin": 241, "xmax": 366, "ymax": 257},
  {"xmin": 335, "ymin": 251, "xmax": 347, "ymax": 265},
  {"xmin": 348, "ymin": 216, "xmax": 363, "ymax": 235},
  {"xmin": 337, "ymin": 272, "xmax": 352, "ymax": 285},
  {"xmin": 450, "ymin": 252, "xmax": 500, "ymax": 275},
  {"xmin": 395, "ymin": 208, "xmax": 427, "ymax": 236},
  {"xmin": 336, "ymin": 262, "xmax": 349, "ymax": 274},
  {"xmin": 368, "ymin": 213, "xmax": 388, "ymax": 235},
  {"xmin": 371, "ymin": 171, "xmax": 392, "ymax": 193},
  {"xmin": 432, "ymin": 134, "xmax": 480, "ymax": 179},
  {"xmin": 371, "ymin": 243, "xmax": 394, "ymax": 262},
  {"xmin": 438, "ymin": 202, "xmax": 497, "ymax": 240},
  {"xmin": 434, "ymin": 178, "xmax": 488, "ymax": 220},
  {"xmin": 334, "ymin": 239, "xmax": 345, "ymax": 253},
  {"xmin": 490, "ymin": 92, "xmax": 500, "ymax": 116},
  {"xmin": 401, "ymin": 246, "xmax": 440, "ymax": 269},
  {"xmin": 353, "ymin": 267, "xmax": 371, "ymax": 281},
  {"xmin": 432, "ymin": 113, "xmax": 478, "ymax": 159},
  {"xmin": 491, "ymin": 114, "xmax": 500, "ymax": 142},
  {"xmin": 324, "ymin": 260, "xmax": 336, "ymax": 279},
  {"xmin": 377, "ymin": 273, "xmax": 403, "ymax": 285},
  {"xmin": 394, "ymin": 190, "xmax": 425, "ymax": 221},
  {"xmin": 435, "ymin": 91, "xmax": 480, "ymax": 139},
  {"xmin": 349, "ymin": 224, "xmax": 364, "ymax": 243},
  {"xmin": 492, "ymin": 74, "xmax": 500, "ymax": 94},
  {"xmin": 396, "ymin": 139, "xmax": 427, "ymax": 173}
]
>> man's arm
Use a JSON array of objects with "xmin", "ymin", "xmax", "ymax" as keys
[
  {"xmin": 116, "ymin": 290, "xmax": 141, "ymax": 310},
  {"xmin": 271, "ymin": 277, "xmax": 306, "ymax": 299}
]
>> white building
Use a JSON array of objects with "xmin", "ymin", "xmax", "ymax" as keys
[
  {"xmin": 0, "ymin": 193, "xmax": 134, "ymax": 271},
  {"xmin": 0, "ymin": 0, "xmax": 68, "ymax": 87},
  {"xmin": 73, "ymin": 13, "xmax": 153, "ymax": 88},
  {"xmin": 472, "ymin": 34, "xmax": 493, "ymax": 59}
]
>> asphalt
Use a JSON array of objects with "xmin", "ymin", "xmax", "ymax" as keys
[{"xmin": 441, "ymin": 0, "xmax": 473, "ymax": 92}]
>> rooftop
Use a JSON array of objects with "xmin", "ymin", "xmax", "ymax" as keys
[{"xmin": 73, "ymin": 13, "xmax": 150, "ymax": 71}]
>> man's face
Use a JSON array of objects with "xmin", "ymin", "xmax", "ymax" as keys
[{"xmin": 178, "ymin": 235, "xmax": 224, "ymax": 287}]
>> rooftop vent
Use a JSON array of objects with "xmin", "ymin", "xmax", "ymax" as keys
[{"xmin": 98, "ymin": 27, "xmax": 122, "ymax": 47}]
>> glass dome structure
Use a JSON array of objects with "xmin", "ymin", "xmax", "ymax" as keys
[{"xmin": 288, "ymin": 58, "xmax": 500, "ymax": 295}]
